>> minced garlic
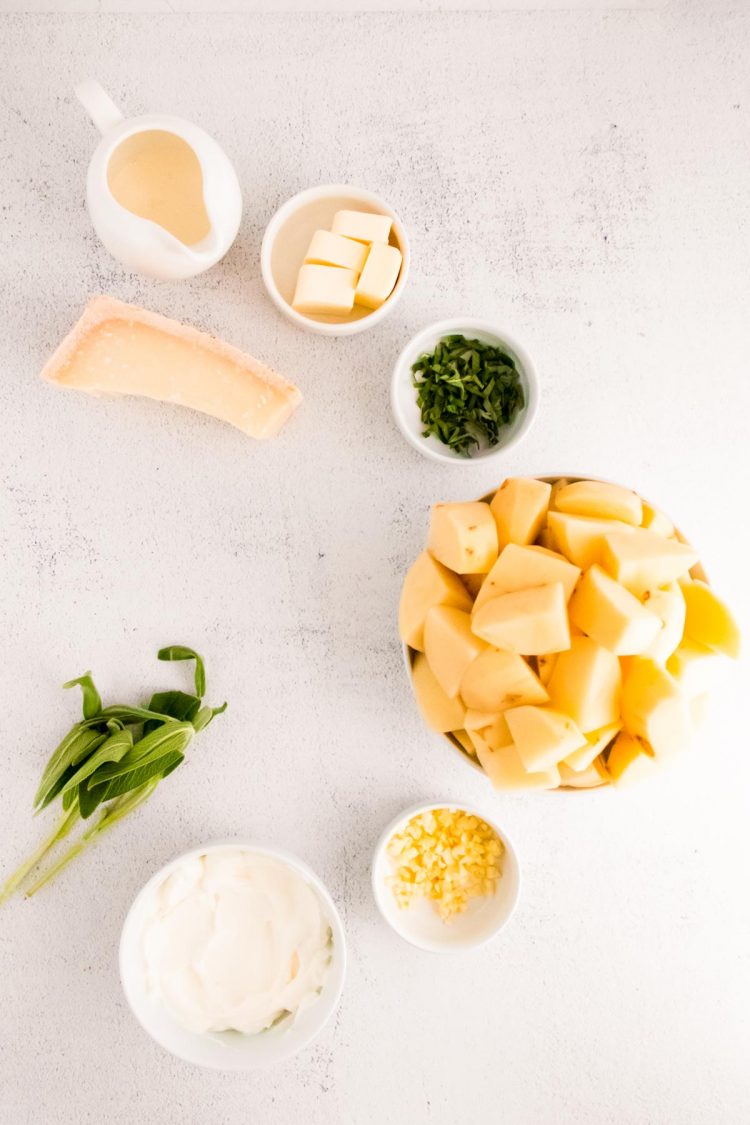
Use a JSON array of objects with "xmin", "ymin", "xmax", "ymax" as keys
[{"xmin": 386, "ymin": 808, "xmax": 504, "ymax": 921}]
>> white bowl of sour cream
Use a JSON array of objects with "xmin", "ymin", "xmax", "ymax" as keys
[{"xmin": 119, "ymin": 842, "xmax": 346, "ymax": 1069}]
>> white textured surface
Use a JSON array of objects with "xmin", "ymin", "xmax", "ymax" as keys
[{"xmin": 1, "ymin": 5, "xmax": 749, "ymax": 1124}]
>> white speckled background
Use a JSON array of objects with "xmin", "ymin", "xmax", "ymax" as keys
[{"xmin": 1, "ymin": 3, "xmax": 749, "ymax": 1123}]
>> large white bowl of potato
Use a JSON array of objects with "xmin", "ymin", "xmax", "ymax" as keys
[{"xmin": 399, "ymin": 476, "xmax": 740, "ymax": 791}]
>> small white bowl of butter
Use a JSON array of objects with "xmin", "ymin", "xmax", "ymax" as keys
[
  {"xmin": 120, "ymin": 842, "xmax": 346, "ymax": 1069},
  {"xmin": 261, "ymin": 183, "xmax": 410, "ymax": 336}
]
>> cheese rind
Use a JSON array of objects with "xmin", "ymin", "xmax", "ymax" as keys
[
  {"xmin": 292, "ymin": 264, "xmax": 356, "ymax": 316},
  {"xmin": 331, "ymin": 209, "xmax": 392, "ymax": 244},
  {"xmin": 304, "ymin": 229, "xmax": 368, "ymax": 273},
  {"xmin": 40, "ymin": 297, "xmax": 301, "ymax": 439},
  {"xmin": 355, "ymin": 242, "xmax": 402, "ymax": 309}
]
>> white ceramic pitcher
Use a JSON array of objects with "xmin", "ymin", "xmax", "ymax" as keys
[{"xmin": 75, "ymin": 80, "xmax": 243, "ymax": 280}]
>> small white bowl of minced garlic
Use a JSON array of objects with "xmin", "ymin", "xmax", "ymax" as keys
[
  {"xmin": 120, "ymin": 843, "xmax": 346, "ymax": 1069},
  {"xmin": 372, "ymin": 802, "xmax": 521, "ymax": 952}
]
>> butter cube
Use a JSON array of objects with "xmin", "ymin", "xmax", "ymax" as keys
[
  {"xmin": 355, "ymin": 242, "xmax": 402, "ymax": 310},
  {"xmin": 304, "ymin": 229, "xmax": 368, "ymax": 274},
  {"xmin": 331, "ymin": 209, "xmax": 392, "ymax": 244},
  {"xmin": 292, "ymin": 264, "xmax": 356, "ymax": 316}
]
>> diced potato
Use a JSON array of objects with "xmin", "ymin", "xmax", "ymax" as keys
[
  {"xmin": 558, "ymin": 758, "xmax": 608, "ymax": 788},
  {"xmin": 681, "ymin": 579, "xmax": 741, "ymax": 659},
  {"xmin": 536, "ymin": 527, "xmax": 558, "ymax": 551},
  {"xmin": 553, "ymin": 480, "xmax": 643, "ymax": 526},
  {"xmin": 641, "ymin": 583, "xmax": 686, "ymax": 663},
  {"xmin": 666, "ymin": 639, "xmax": 723, "ymax": 697},
  {"xmin": 548, "ymin": 477, "xmax": 571, "ymax": 511},
  {"xmin": 505, "ymin": 705, "xmax": 587, "ymax": 771},
  {"xmin": 451, "ymin": 729, "xmax": 476, "ymax": 757},
  {"xmin": 472, "ymin": 543, "xmax": 580, "ymax": 613},
  {"xmin": 564, "ymin": 720, "xmax": 622, "ymax": 771},
  {"xmin": 606, "ymin": 731, "xmax": 656, "ymax": 785},
  {"xmin": 620, "ymin": 657, "xmax": 691, "ymax": 759},
  {"xmin": 427, "ymin": 502, "xmax": 498, "ymax": 574},
  {"xmin": 536, "ymin": 652, "xmax": 558, "ymax": 685},
  {"xmin": 471, "ymin": 583, "xmax": 571, "ymax": 655},
  {"xmin": 460, "ymin": 649, "xmax": 549, "ymax": 712},
  {"xmin": 547, "ymin": 636, "xmax": 621, "ymax": 732},
  {"xmin": 568, "ymin": 564, "xmax": 662, "ymax": 655},
  {"xmin": 467, "ymin": 714, "xmax": 513, "ymax": 753},
  {"xmin": 410, "ymin": 652, "xmax": 466, "ymax": 732},
  {"xmin": 461, "ymin": 573, "xmax": 485, "ymax": 599},
  {"xmin": 547, "ymin": 512, "xmax": 635, "ymax": 569},
  {"xmin": 490, "ymin": 478, "xmax": 552, "ymax": 549},
  {"xmin": 423, "ymin": 606, "xmax": 485, "ymax": 698},
  {"xmin": 399, "ymin": 550, "xmax": 472, "ymax": 651},
  {"xmin": 641, "ymin": 502, "xmax": 675, "ymax": 538},
  {"xmin": 601, "ymin": 529, "xmax": 698, "ymax": 597},
  {"xmin": 473, "ymin": 733, "xmax": 560, "ymax": 791},
  {"xmin": 464, "ymin": 707, "xmax": 499, "ymax": 730}
]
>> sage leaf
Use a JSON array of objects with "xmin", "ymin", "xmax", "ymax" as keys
[
  {"xmin": 157, "ymin": 646, "xmax": 206, "ymax": 697},
  {"xmin": 57, "ymin": 728, "xmax": 134, "ymax": 799},
  {"xmin": 34, "ymin": 727, "xmax": 108, "ymax": 811},
  {"xmin": 63, "ymin": 673, "xmax": 102, "ymax": 720}
]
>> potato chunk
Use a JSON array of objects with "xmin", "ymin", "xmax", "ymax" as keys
[
  {"xmin": 505, "ymin": 705, "xmax": 587, "ymax": 771},
  {"xmin": 427, "ymin": 502, "xmax": 498, "ymax": 574},
  {"xmin": 472, "ymin": 732, "xmax": 560, "ymax": 791},
  {"xmin": 473, "ymin": 543, "xmax": 580, "ymax": 614},
  {"xmin": 601, "ymin": 529, "xmax": 698, "ymax": 597},
  {"xmin": 681, "ymin": 579, "xmax": 741, "ymax": 659},
  {"xmin": 568, "ymin": 564, "xmax": 662, "ymax": 655},
  {"xmin": 410, "ymin": 652, "xmax": 466, "ymax": 732},
  {"xmin": 471, "ymin": 583, "xmax": 570, "ymax": 655},
  {"xmin": 399, "ymin": 551, "xmax": 473, "ymax": 651},
  {"xmin": 605, "ymin": 730, "xmax": 656, "ymax": 784},
  {"xmin": 423, "ymin": 606, "xmax": 485, "ymax": 698},
  {"xmin": 553, "ymin": 480, "xmax": 642, "ymax": 526},
  {"xmin": 547, "ymin": 636, "xmax": 621, "ymax": 732},
  {"xmin": 620, "ymin": 657, "xmax": 691, "ymax": 759},
  {"xmin": 547, "ymin": 512, "xmax": 634, "ymax": 569},
  {"xmin": 460, "ymin": 649, "xmax": 549, "ymax": 712},
  {"xmin": 490, "ymin": 478, "xmax": 551, "ymax": 549},
  {"xmin": 641, "ymin": 583, "xmax": 686, "ymax": 663},
  {"xmin": 564, "ymin": 720, "xmax": 621, "ymax": 771},
  {"xmin": 641, "ymin": 502, "xmax": 674, "ymax": 538},
  {"xmin": 559, "ymin": 759, "xmax": 607, "ymax": 788},
  {"xmin": 666, "ymin": 639, "xmax": 723, "ymax": 697}
]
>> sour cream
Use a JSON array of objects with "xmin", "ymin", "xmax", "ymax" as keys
[{"xmin": 140, "ymin": 849, "xmax": 332, "ymax": 1035}]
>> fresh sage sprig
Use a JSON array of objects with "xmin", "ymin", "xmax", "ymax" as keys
[
  {"xmin": 0, "ymin": 645, "xmax": 226, "ymax": 903},
  {"xmin": 412, "ymin": 334, "xmax": 525, "ymax": 456}
]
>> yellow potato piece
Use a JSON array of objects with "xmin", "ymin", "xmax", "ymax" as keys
[
  {"xmin": 547, "ymin": 635, "xmax": 622, "ymax": 732},
  {"xmin": 428, "ymin": 502, "xmax": 498, "ymax": 574},
  {"xmin": 568, "ymin": 564, "xmax": 662, "ymax": 656},
  {"xmin": 460, "ymin": 649, "xmax": 549, "ymax": 712},
  {"xmin": 451, "ymin": 729, "xmax": 476, "ymax": 757},
  {"xmin": 536, "ymin": 652, "xmax": 558, "ymax": 685},
  {"xmin": 641, "ymin": 583, "xmax": 686, "ymax": 663},
  {"xmin": 681, "ymin": 579, "xmax": 741, "ymax": 659},
  {"xmin": 547, "ymin": 512, "xmax": 635, "ymax": 569},
  {"xmin": 471, "ymin": 582, "xmax": 571, "ymax": 655},
  {"xmin": 606, "ymin": 730, "xmax": 656, "ymax": 785},
  {"xmin": 548, "ymin": 477, "xmax": 571, "ymax": 511},
  {"xmin": 505, "ymin": 705, "xmax": 587, "ymax": 771},
  {"xmin": 554, "ymin": 480, "xmax": 643, "ymax": 526},
  {"xmin": 410, "ymin": 652, "xmax": 466, "ymax": 733},
  {"xmin": 490, "ymin": 478, "xmax": 551, "ymax": 549},
  {"xmin": 600, "ymin": 529, "xmax": 698, "ymax": 597},
  {"xmin": 423, "ymin": 606, "xmax": 485, "ymax": 698},
  {"xmin": 461, "ymin": 572, "xmax": 485, "ymax": 599},
  {"xmin": 641, "ymin": 502, "xmax": 675, "ymax": 538},
  {"xmin": 564, "ymin": 720, "xmax": 622, "ymax": 771},
  {"xmin": 467, "ymin": 714, "xmax": 513, "ymax": 752},
  {"xmin": 473, "ymin": 732, "xmax": 560, "ymax": 791},
  {"xmin": 472, "ymin": 543, "xmax": 581, "ymax": 614},
  {"xmin": 620, "ymin": 657, "xmax": 691, "ymax": 759},
  {"xmin": 399, "ymin": 550, "xmax": 473, "ymax": 651},
  {"xmin": 464, "ymin": 707, "xmax": 500, "ymax": 730},
  {"xmin": 558, "ymin": 758, "xmax": 608, "ymax": 788}
]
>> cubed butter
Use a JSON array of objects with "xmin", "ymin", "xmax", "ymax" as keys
[
  {"xmin": 355, "ymin": 242, "xmax": 402, "ymax": 310},
  {"xmin": 292, "ymin": 264, "xmax": 356, "ymax": 317},
  {"xmin": 304, "ymin": 229, "xmax": 368, "ymax": 273},
  {"xmin": 331, "ymin": 209, "xmax": 392, "ymax": 244}
]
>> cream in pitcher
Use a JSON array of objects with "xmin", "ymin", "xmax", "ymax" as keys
[{"xmin": 75, "ymin": 80, "xmax": 242, "ymax": 280}]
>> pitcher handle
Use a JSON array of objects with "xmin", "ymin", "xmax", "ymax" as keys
[{"xmin": 75, "ymin": 80, "xmax": 124, "ymax": 135}]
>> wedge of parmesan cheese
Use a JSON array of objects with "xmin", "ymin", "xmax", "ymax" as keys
[{"xmin": 40, "ymin": 297, "xmax": 302, "ymax": 439}]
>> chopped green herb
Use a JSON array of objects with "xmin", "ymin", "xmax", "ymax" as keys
[{"xmin": 411, "ymin": 334, "xmax": 525, "ymax": 457}]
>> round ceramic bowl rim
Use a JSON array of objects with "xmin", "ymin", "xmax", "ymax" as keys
[
  {"xmin": 260, "ymin": 182, "xmax": 410, "ymax": 337},
  {"xmin": 402, "ymin": 473, "xmax": 708, "ymax": 790},
  {"xmin": 390, "ymin": 317, "xmax": 540, "ymax": 464},
  {"xmin": 119, "ymin": 839, "xmax": 347, "ymax": 1070},
  {"xmin": 371, "ymin": 799, "xmax": 521, "ymax": 953}
]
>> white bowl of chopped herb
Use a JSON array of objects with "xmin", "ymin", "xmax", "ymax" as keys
[{"xmin": 391, "ymin": 319, "xmax": 539, "ymax": 463}]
